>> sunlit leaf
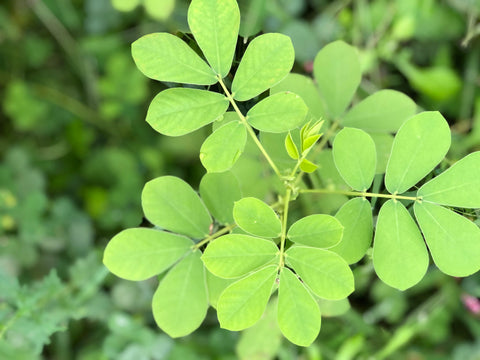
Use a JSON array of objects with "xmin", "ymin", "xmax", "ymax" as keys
[
  {"xmin": 285, "ymin": 132, "xmax": 299, "ymax": 160},
  {"xmin": 287, "ymin": 214, "xmax": 343, "ymax": 248},
  {"xmin": 299, "ymin": 158, "xmax": 318, "ymax": 173}
]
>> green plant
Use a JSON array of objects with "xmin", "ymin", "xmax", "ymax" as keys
[{"xmin": 103, "ymin": 0, "xmax": 480, "ymax": 347}]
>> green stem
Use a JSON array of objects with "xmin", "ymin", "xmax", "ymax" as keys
[
  {"xmin": 300, "ymin": 188, "xmax": 420, "ymax": 202},
  {"xmin": 193, "ymin": 223, "xmax": 236, "ymax": 250},
  {"xmin": 278, "ymin": 188, "xmax": 292, "ymax": 269},
  {"xmin": 217, "ymin": 76, "xmax": 282, "ymax": 178}
]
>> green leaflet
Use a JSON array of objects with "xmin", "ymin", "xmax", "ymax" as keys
[
  {"xmin": 414, "ymin": 202, "xmax": 480, "ymax": 277},
  {"xmin": 217, "ymin": 265, "xmax": 277, "ymax": 331},
  {"xmin": 199, "ymin": 171, "xmax": 242, "ymax": 225},
  {"xmin": 132, "ymin": 32, "xmax": 217, "ymax": 85},
  {"xmin": 317, "ymin": 298, "xmax": 351, "ymax": 317},
  {"xmin": 342, "ymin": 90, "xmax": 417, "ymax": 133},
  {"xmin": 417, "ymin": 151, "xmax": 480, "ymax": 208},
  {"xmin": 285, "ymin": 246, "xmax": 354, "ymax": 300},
  {"xmin": 233, "ymin": 197, "xmax": 282, "ymax": 238},
  {"xmin": 200, "ymin": 121, "xmax": 247, "ymax": 173},
  {"xmin": 299, "ymin": 158, "xmax": 318, "ymax": 173},
  {"xmin": 277, "ymin": 268, "xmax": 321, "ymax": 347},
  {"xmin": 205, "ymin": 270, "xmax": 235, "ymax": 309},
  {"xmin": 152, "ymin": 251, "xmax": 208, "ymax": 337},
  {"xmin": 372, "ymin": 200, "xmax": 429, "ymax": 290},
  {"xmin": 385, "ymin": 111, "xmax": 451, "ymax": 194},
  {"xmin": 188, "ymin": 0, "xmax": 240, "ymax": 78},
  {"xmin": 331, "ymin": 197, "xmax": 373, "ymax": 264},
  {"xmin": 370, "ymin": 133, "xmax": 394, "ymax": 174},
  {"xmin": 287, "ymin": 214, "xmax": 343, "ymax": 248},
  {"xmin": 246, "ymin": 92, "xmax": 308, "ymax": 133},
  {"xmin": 285, "ymin": 132, "xmax": 299, "ymax": 160},
  {"xmin": 313, "ymin": 41, "xmax": 361, "ymax": 118},
  {"xmin": 201, "ymin": 234, "xmax": 278, "ymax": 279},
  {"xmin": 103, "ymin": 228, "xmax": 192, "ymax": 281},
  {"xmin": 146, "ymin": 88, "xmax": 229, "ymax": 136},
  {"xmin": 141, "ymin": 176, "xmax": 212, "ymax": 239},
  {"xmin": 232, "ymin": 33, "xmax": 294, "ymax": 101},
  {"xmin": 332, "ymin": 127, "xmax": 376, "ymax": 191}
]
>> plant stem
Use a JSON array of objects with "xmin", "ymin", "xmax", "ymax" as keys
[
  {"xmin": 278, "ymin": 188, "xmax": 292, "ymax": 269},
  {"xmin": 217, "ymin": 76, "xmax": 282, "ymax": 178},
  {"xmin": 193, "ymin": 223, "xmax": 236, "ymax": 250},
  {"xmin": 300, "ymin": 188, "xmax": 420, "ymax": 201}
]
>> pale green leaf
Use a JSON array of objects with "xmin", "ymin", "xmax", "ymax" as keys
[
  {"xmin": 233, "ymin": 197, "xmax": 281, "ymax": 238},
  {"xmin": 104, "ymin": 228, "xmax": 192, "ymax": 281},
  {"xmin": 199, "ymin": 171, "xmax": 242, "ymax": 225},
  {"xmin": 285, "ymin": 246, "xmax": 354, "ymax": 300},
  {"xmin": 342, "ymin": 90, "xmax": 417, "ymax": 132},
  {"xmin": 132, "ymin": 32, "xmax": 217, "ymax": 85},
  {"xmin": 201, "ymin": 234, "xmax": 278, "ymax": 278},
  {"xmin": 206, "ymin": 270, "xmax": 235, "ymax": 309},
  {"xmin": 200, "ymin": 121, "xmax": 247, "ymax": 173},
  {"xmin": 146, "ymin": 88, "xmax": 228, "ymax": 136},
  {"xmin": 287, "ymin": 214, "xmax": 343, "ymax": 248},
  {"xmin": 277, "ymin": 268, "xmax": 321, "ymax": 346},
  {"xmin": 373, "ymin": 199, "xmax": 429, "ymax": 290},
  {"xmin": 417, "ymin": 151, "xmax": 480, "ymax": 208},
  {"xmin": 188, "ymin": 0, "xmax": 239, "ymax": 78},
  {"xmin": 217, "ymin": 265, "xmax": 277, "ymax": 330},
  {"xmin": 370, "ymin": 133, "xmax": 394, "ymax": 174},
  {"xmin": 313, "ymin": 41, "xmax": 361, "ymax": 118},
  {"xmin": 142, "ymin": 176, "xmax": 212, "ymax": 238},
  {"xmin": 414, "ymin": 202, "xmax": 480, "ymax": 276},
  {"xmin": 333, "ymin": 127, "xmax": 376, "ymax": 191},
  {"xmin": 285, "ymin": 132, "xmax": 299, "ymax": 160},
  {"xmin": 143, "ymin": 0, "xmax": 175, "ymax": 20},
  {"xmin": 330, "ymin": 197, "xmax": 373, "ymax": 264},
  {"xmin": 302, "ymin": 134, "xmax": 322, "ymax": 153},
  {"xmin": 299, "ymin": 158, "xmax": 318, "ymax": 173},
  {"xmin": 385, "ymin": 111, "xmax": 451, "ymax": 194},
  {"xmin": 232, "ymin": 33, "xmax": 294, "ymax": 101},
  {"xmin": 152, "ymin": 251, "xmax": 208, "ymax": 337},
  {"xmin": 317, "ymin": 298, "xmax": 350, "ymax": 317}
]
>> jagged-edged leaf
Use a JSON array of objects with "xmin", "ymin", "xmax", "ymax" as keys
[
  {"xmin": 285, "ymin": 246, "xmax": 354, "ymax": 300},
  {"xmin": 201, "ymin": 234, "xmax": 278, "ymax": 278},
  {"xmin": 285, "ymin": 132, "xmax": 299, "ymax": 160},
  {"xmin": 277, "ymin": 268, "xmax": 321, "ymax": 347},
  {"xmin": 152, "ymin": 251, "xmax": 208, "ymax": 337},
  {"xmin": 146, "ymin": 88, "xmax": 229, "ymax": 136},
  {"xmin": 342, "ymin": 90, "xmax": 417, "ymax": 132},
  {"xmin": 385, "ymin": 111, "xmax": 451, "ymax": 194},
  {"xmin": 188, "ymin": 0, "xmax": 240, "ymax": 77},
  {"xmin": 330, "ymin": 197, "xmax": 373, "ymax": 264},
  {"xmin": 373, "ymin": 199, "xmax": 429, "ymax": 290},
  {"xmin": 233, "ymin": 197, "xmax": 281, "ymax": 238},
  {"xmin": 414, "ymin": 201, "xmax": 480, "ymax": 277},
  {"xmin": 200, "ymin": 121, "xmax": 247, "ymax": 173},
  {"xmin": 313, "ymin": 41, "xmax": 361, "ymax": 117},
  {"xmin": 217, "ymin": 265, "xmax": 277, "ymax": 330},
  {"xmin": 299, "ymin": 158, "xmax": 318, "ymax": 173},
  {"xmin": 287, "ymin": 214, "xmax": 343, "ymax": 248},
  {"xmin": 142, "ymin": 176, "xmax": 212, "ymax": 239},
  {"xmin": 370, "ymin": 133, "xmax": 394, "ymax": 174},
  {"xmin": 246, "ymin": 92, "xmax": 308, "ymax": 133},
  {"xmin": 232, "ymin": 33, "xmax": 294, "ymax": 101},
  {"xmin": 132, "ymin": 33, "xmax": 217, "ymax": 85},
  {"xmin": 333, "ymin": 127, "xmax": 376, "ymax": 191},
  {"xmin": 199, "ymin": 171, "xmax": 242, "ymax": 225},
  {"xmin": 206, "ymin": 270, "xmax": 235, "ymax": 309},
  {"xmin": 104, "ymin": 228, "xmax": 192, "ymax": 281},
  {"xmin": 417, "ymin": 151, "xmax": 480, "ymax": 208}
]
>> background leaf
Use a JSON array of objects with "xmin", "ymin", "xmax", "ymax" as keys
[
  {"xmin": 142, "ymin": 176, "xmax": 212, "ymax": 239},
  {"xmin": 287, "ymin": 214, "xmax": 343, "ymax": 248},
  {"xmin": 206, "ymin": 270, "xmax": 235, "ymax": 309},
  {"xmin": 233, "ymin": 197, "xmax": 281, "ymax": 238}
]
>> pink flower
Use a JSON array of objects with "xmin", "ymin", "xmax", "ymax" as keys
[{"xmin": 462, "ymin": 294, "xmax": 480, "ymax": 315}]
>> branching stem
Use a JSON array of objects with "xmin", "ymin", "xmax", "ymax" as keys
[{"xmin": 193, "ymin": 223, "xmax": 237, "ymax": 250}]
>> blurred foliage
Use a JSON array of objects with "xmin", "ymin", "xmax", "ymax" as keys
[{"xmin": 0, "ymin": 0, "xmax": 480, "ymax": 358}]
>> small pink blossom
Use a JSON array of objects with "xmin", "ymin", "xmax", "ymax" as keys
[{"xmin": 462, "ymin": 294, "xmax": 480, "ymax": 315}]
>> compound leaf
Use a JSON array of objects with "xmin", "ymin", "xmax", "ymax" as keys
[
  {"xmin": 188, "ymin": 0, "xmax": 240, "ymax": 78},
  {"xmin": 285, "ymin": 246, "xmax": 354, "ymax": 300},
  {"xmin": 217, "ymin": 265, "xmax": 277, "ymax": 330},
  {"xmin": 201, "ymin": 234, "xmax": 278, "ymax": 278},
  {"xmin": 385, "ymin": 111, "xmax": 451, "ymax": 194},
  {"xmin": 104, "ymin": 228, "xmax": 193, "ymax": 281},
  {"xmin": 331, "ymin": 197, "xmax": 373, "ymax": 264},
  {"xmin": 246, "ymin": 92, "xmax": 308, "ymax": 133},
  {"xmin": 146, "ymin": 88, "xmax": 229, "ymax": 136},
  {"xmin": 232, "ymin": 33, "xmax": 294, "ymax": 101},
  {"xmin": 152, "ymin": 251, "xmax": 208, "ymax": 337},
  {"xmin": 200, "ymin": 121, "xmax": 247, "ymax": 173},
  {"xmin": 417, "ymin": 151, "xmax": 480, "ymax": 208},
  {"xmin": 142, "ymin": 176, "xmax": 212, "ymax": 239},
  {"xmin": 333, "ymin": 127, "xmax": 376, "ymax": 191},
  {"xmin": 414, "ymin": 201, "xmax": 480, "ymax": 277},
  {"xmin": 233, "ymin": 197, "xmax": 281, "ymax": 238},
  {"xmin": 132, "ymin": 32, "xmax": 217, "ymax": 85},
  {"xmin": 342, "ymin": 90, "xmax": 416, "ymax": 132},
  {"xmin": 278, "ymin": 268, "xmax": 321, "ymax": 347},
  {"xmin": 372, "ymin": 199, "xmax": 429, "ymax": 290},
  {"xmin": 287, "ymin": 214, "xmax": 343, "ymax": 248},
  {"xmin": 313, "ymin": 41, "xmax": 361, "ymax": 118}
]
